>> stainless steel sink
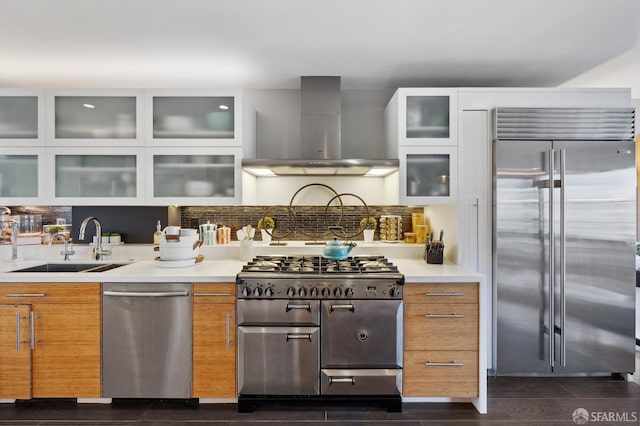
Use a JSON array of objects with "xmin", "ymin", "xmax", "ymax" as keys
[{"xmin": 9, "ymin": 263, "xmax": 129, "ymax": 273}]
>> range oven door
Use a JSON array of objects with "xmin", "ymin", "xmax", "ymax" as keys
[
  {"xmin": 238, "ymin": 326, "xmax": 320, "ymax": 395},
  {"xmin": 321, "ymin": 300, "xmax": 403, "ymax": 368}
]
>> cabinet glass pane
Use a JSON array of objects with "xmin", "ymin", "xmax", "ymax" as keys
[
  {"xmin": 406, "ymin": 96, "xmax": 449, "ymax": 138},
  {"xmin": 153, "ymin": 155, "xmax": 235, "ymax": 197},
  {"xmin": 55, "ymin": 155, "xmax": 137, "ymax": 197},
  {"xmin": 406, "ymin": 153, "xmax": 450, "ymax": 197},
  {"xmin": 0, "ymin": 155, "xmax": 38, "ymax": 197},
  {"xmin": 55, "ymin": 97, "xmax": 136, "ymax": 139},
  {"xmin": 153, "ymin": 97, "xmax": 234, "ymax": 139},
  {"xmin": 0, "ymin": 97, "xmax": 38, "ymax": 139}
]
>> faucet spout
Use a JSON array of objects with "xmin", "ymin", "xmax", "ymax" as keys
[
  {"xmin": 79, "ymin": 216, "xmax": 111, "ymax": 260},
  {"xmin": 50, "ymin": 233, "xmax": 75, "ymax": 261}
]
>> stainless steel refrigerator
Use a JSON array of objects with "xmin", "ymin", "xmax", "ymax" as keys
[{"xmin": 493, "ymin": 108, "xmax": 636, "ymax": 375}]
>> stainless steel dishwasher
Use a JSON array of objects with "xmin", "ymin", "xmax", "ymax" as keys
[{"xmin": 102, "ymin": 283, "xmax": 192, "ymax": 398}]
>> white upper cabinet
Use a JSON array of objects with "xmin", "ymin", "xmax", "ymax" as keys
[
  {"xmin": 145, "ymin": 90, "xmax": 241, "ymax": 146},
  {"xmin": 145, "ymin": 147, "xmax": 242, "ymax": 206},
  {"xmin": 398, "ymin": 146, "xmax": 458, "ymax": 204},
  {"xmin": 46, "ymin": 147, "xmax": 144, "ymax": 205},
  {"xmin": 0, "ymin": 89, "xmax": 45, "ymax": 146},
  {"xmin": 46, "ymin": 89, "xmax": 144, "ymax": 146},
  {"xmin": 387, "ymin": 88, "xmax": 458, "ymax": 146},
  {"xmin": 0, "ymin": 147, "xmax": 46, "ymax": 204}
]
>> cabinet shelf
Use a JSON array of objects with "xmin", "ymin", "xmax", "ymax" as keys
[
  {"xmin": 153, "ymin": 130, "xmax": 234, "ymax": 139},
  {"xmin": 155, "ymin": 163, "xmax": 234, "ymax": 169},
  {"xmin": 58, "ymin": 166, "xmax": 136, "ymax": 174}
]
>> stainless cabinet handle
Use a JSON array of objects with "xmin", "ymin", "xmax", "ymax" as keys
[
  {"xmin": 286, "ymin": 303, "xmax": 311, "ymax": 311},
  {"xmin": 7, "ymin": 293, "xmax": 45, "ymax": 297},
  {"xmin": 193, "ymin": 293, "xmax": 232, "ymax": 297},
  {"xmin": 225, "ymin": 311, "xmax": 230, "ymax": 350},
  {"xmin": 425, "ymin": 313, "xmax": 464, "ymax": 318},
  {"xmin": 286, "ymin": 333, "xmax": 312, "ymax": 341},
  {"xmin": 425, "ymin": 361, "xmax": 464, "ymax": 367},
  {"xmin": 16, "ymin": 312, "xmax": 20, "ymax": 351},
  {"xmin": 328, "ymin": 376, "xmax": 355, "ymax": 385},
  {"xmin": 103, "ymin": 291, "xmax": 190, "ymax": 297},
  {"xmin": 29, "ymin": 311, "xmax": 40, "ymax": 349},
  {"xmin": 425, "ymin": 292, "xmax": 464, "ymax": 297},
  {"xmin": 330, "ymin": 304, "xmax": 355, "ymax": 312}
]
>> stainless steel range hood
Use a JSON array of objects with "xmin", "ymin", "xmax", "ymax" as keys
[{"xmin": 242, "ymin": 76, "xmax": 399, "ymax": 176}]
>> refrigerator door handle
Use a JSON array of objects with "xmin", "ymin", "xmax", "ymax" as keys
[
  {"xmin": 559, "ymin": 148, "xmax": 566, "ymax": 367},
  {"xmin": 548, "ymin": 149, "xmax": 555, "ymax": 368}
]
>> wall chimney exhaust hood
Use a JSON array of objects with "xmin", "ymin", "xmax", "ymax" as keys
[{"xmin": 242, "ymin": 76, "xmax": 399, "ymax": 177}]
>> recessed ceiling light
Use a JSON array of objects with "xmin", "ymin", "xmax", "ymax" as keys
[
  {"xmin": 83, "ymin": 104, "xmax": 95, "ymax": 109},
  {"xmin": 219, "ymin": 105, "xmax": 229, "ymax": 110}
]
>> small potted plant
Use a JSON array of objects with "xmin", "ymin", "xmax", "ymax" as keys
[
  {"xmin": 110, "ymin": 232, "xmax": 121, "ymax": 244},
  {"xmin": 257, "ymin": 216, "xmax": 275, "ymax": 244},
  {"xmin": 360, "ymin": 216, "xmax": 377, "ymax": 242}
]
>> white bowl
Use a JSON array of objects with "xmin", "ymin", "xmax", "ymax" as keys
[
  {"xmin": 159, "ymin": 233, "xmax": 199, "ymax": 247},
  {"xmin": 180, "ymin": 228, "xmax": 198, "ymax": 236},
  {"xmin": 159, "ymin": 244, "xmax": 199, "ymax": 261},
  {"xmin": 185, "ymin": 180, "xmax": 214, "ymax": 197}
]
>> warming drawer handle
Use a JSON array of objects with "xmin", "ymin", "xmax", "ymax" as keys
[
  {"xmin": 286, "ymin": 333, "xmax": 312, "ymax": 341},
  {"xmin": 103, "ymin": 291, "xmax": 190, "ymax": 297},
  {"xmin": 6, "ymin": 293, "xmax": 45, "ymax": 297},
  {"xmin": 194, "ymin": 293, "xmax": 232, "ymax": 297},
  {"xmin": 328, "ymin": 376, "xmax": 355, "ymax": 385},
  {"xmin": 425, "ymin": 361, "xmax": 464, "ymax": 367},
  {"xmin": 425, "ymin": 313, "xmax": 464, "ymax": 318},
  {"xmin": 425, "ymin": 292, "xmax": 464, "ymax": 297},
  {"xmin": 286, "ymin": 303, "xmax": 311, "ymax": 312},
  {"xmin": 330, "ymin": 304, "xmax": 355, "ymax": 312}
]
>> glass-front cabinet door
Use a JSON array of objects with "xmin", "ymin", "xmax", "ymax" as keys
[
  {"xmin": 399, "ymin": 147, "xmax": 458, "ymax": 204},
  {"xmin": 145, "ymin": 147, "xmax": 242, "ymax": 205},
  {"xmin": 145, "ymin": 90, "xmax": 241, "ymax": 146},
  {"xmin": 0, "ymin": 90, "xmax": 45, "ymax": 146},
  {"xmin": 397, "ymin": 88, "xmax": 457, "ymax": 146},
  {"xmin": 0, "ymin": 148, "xmax": 45, "ymax": 204},
  {"xmin": 46, "ymin": 90, "xmax": 144, "ymax": 146},
  {"xmin": 46, "ymin": 148, "xmax": 144, "ymax": 205}
]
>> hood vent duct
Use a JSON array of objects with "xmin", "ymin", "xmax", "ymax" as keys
[{"xmin": 242, "ymin": 76, "xmax": 399, "ymax": 176}]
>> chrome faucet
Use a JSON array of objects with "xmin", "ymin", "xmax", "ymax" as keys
[
  {"xmin": 50, "ymin": 233, "xmax": 75, "ymax": 261},
  {"xmin": 79, "ymin": 216, "xmax": 111, "ymax": 261},
  {"xmin": 11, "ymin": 221, "xmax": 18, "ymax": 261}
]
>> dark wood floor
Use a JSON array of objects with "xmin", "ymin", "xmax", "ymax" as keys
[{"xmin": 1, "ymin": 376, "xmax": 639, "ymax": 425}]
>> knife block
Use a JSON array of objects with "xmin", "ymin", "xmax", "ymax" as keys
[{"xmin": 426, "ymin": 251, "xmax": 443, "ymax": 264}]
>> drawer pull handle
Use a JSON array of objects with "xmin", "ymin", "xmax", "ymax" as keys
[
  {"xmin": 6, "ymin": 293, "xmax": 46, "ymax": 297},
  {"xmin": 286, "ymin": 304, "xmax": 312, "ymax": 312},
  {"xmin": 286, "ymin": 333, "xmax": 312, "ymax": 341},
  {"xmin": 425, "ymin": 292, "xmax": 464, "ymax": 297},
  {"xmin": 193, "ymin": 293, "xmax": 232, "ymax": 297},
  {"xmin": 330, "ymin": 304, "xmax": 355, "ymax": 312},
  {"xmin": 425, "ymin": 361, "xmax": 464, "ymax": 367},
  {"xmin": 329, "ymin": 376, "xmax": 355, "ymax": 385},
  {"xmin": 425, "ymin": 314, "xmax": 464, "ymax": 318}
]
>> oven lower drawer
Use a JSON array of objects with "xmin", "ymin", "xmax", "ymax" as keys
[
  {"xmin": 238, "ymin": 326, "xmax": 320, "ymax": 396},
  {"xmin": 320, "ymin": 369, "xmax": 402, "ymax": 396}
]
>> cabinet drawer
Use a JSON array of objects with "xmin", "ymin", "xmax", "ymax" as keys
[
  {"xmin": 193, "ymin": 283, "xmax": 235, "ymax": 304},
  {"xmin": 0, "ymin": 283, "xmax": 100, "ymax": 304},
  {"xmin": 404, "ymin": 350, "xmax": 478, "ymax": 397},
  {"xmin": 405, "ymin": 303, "xmax": 478, "ymax": 351},
  {"xmin": 404, "ymin": 283, "xmax": 478, "ymax": 304}
]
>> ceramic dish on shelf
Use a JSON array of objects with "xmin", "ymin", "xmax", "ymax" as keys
[{"xmin": 153, "ymin": 254, "xmax": 204, "ymax": 268}]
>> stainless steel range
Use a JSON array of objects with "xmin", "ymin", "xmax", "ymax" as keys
[{"xmin": 236, "ymin": 255, "xmax": 404, "ymax": 412}]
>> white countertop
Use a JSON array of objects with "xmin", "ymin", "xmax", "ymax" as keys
[{"xmin": 0, "ymin": 242, "xmax": 483, "ymax": 284}]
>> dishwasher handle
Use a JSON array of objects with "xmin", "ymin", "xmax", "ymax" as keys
[{"xmin": 103, "ymin": 290, "xmax": 190, "ymax": 298}]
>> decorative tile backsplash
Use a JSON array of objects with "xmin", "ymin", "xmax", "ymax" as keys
[{"xmin": 181, "ymin": 205, "xmax": 423, "ymax": 241}]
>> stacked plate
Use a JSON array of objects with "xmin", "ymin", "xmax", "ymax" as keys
[{"xmin": 154, "ymin": 229, "xmax": 203, "ymax": 267}]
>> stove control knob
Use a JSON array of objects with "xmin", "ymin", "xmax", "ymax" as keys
[
  {"xmin": 286, "ymin": 287, "xmax": 297, "ymax": 298},
  {"xmin": 242, "ymin": 287, "xmax": 251, "ymax": 297},
  {"xmin": 298, "ymin": 287, "xmax": 307, "ymax": 297},
  {"xmin": 321, "ymin": 288, "xmax": 331, "ymax": 298},
  {"xmin": 253, "ymin": 287, "xmax": 263, "ymax": 297},
  {"xmin": 390, "ymin": 287, "xmax": 401, "ymax": 298},
  {"xmin": 264, "ymin": 287, "xmax": 275, "ymax": 297},
  {"xmin": 310, "ymin": 287, "xmax": 319, "ymax": 297},
  {"xmin": 334, "ymin": 287, "xmax": 342, "ymax": 297},
  {"xmin": 344, "ymin": 288, "xmax": 354, "ymax": 298}
]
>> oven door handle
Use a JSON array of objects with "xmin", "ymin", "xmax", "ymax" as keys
[
  {"xmin": 286, "ymin": 333, "xmax": 312, "ymax": 341},
  {"xmin": 328, "ymin": 376, "xmax": 355, "ymax": 385},
  {"xmin": 329, "ymin": 303, "xmax": 355, "ymax": 312},
  {"xmin": 285, "ymin": 303, "xmax": 312, "ymax": 312}
]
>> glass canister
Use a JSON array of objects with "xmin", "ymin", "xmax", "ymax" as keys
[
  {"xmin": 416, "ymin": 224, "xmax": 430, "ymax": 244},
  {"xmin": 411, "ymin": 213, "xmax": 424, "ymax": 233}
]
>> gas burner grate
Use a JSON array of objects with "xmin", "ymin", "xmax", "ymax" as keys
[{"xmin": 241, "ymin": 255, "xmax": 399, "ymax": 274}]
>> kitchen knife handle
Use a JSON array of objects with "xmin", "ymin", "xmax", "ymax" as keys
[
  {"xmin": 425, "ymin": 313, "xmax": 464, "ymax": 318},
  {"xmin": 425, "ymin": 361, "xmax": 464, "ymax": 367}
]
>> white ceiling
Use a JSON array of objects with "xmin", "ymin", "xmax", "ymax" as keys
[{"xmin": 1, "ymin": 0, "xmax": 639, "ymax": 90}]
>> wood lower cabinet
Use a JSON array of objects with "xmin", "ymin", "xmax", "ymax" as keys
[
  {"xmin": 192, "ymin": 283, "xmax": 236, "ymax": 398},
  {"xmin": 403, "ymin": 282, "xmax": 479, "ymax": 398},
  {"xmin": 0, "ymin": 283, "xmax": 100, "ymax": 399}
]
